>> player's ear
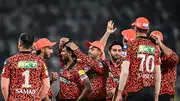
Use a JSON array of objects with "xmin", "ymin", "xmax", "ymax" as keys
[
  {"xmin": 18, "ymin": 40, "xmax": 22, "ymax": 49},
  {"xmin": 41, "ymin": 48, "xmax": 44, "ymax": 53},
  {"xmin": 97, "ymin": 48, "xmax": 102, "ymax": 55},
  {"xmin": 68, "ymin": 51, "xmax": 72, "ymax": 57}
]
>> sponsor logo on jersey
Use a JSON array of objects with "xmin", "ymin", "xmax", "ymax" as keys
[
  {"xmin": 98, "ymin": 61, "xmax": 103, "ymax": 68},
  {"xmin": 84, "ymin": 66, "xmax": 89, "ymax": 72},
  {"xmin": 122, "ymin": 51, "xmax": 127, "ymax": 57},
  {"xmin": 18, "ymin": 61, "xmax": 37, "ymax": 68},
  {"xmin": 138, "ymin": 45, "xmax": 155, "ymax": 54}
]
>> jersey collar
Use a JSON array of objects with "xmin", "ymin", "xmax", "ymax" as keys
[{"xmin": 19, "ymin": 51, "xmax": 32, "ymax": 54}]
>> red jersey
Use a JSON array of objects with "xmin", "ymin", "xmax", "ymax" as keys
[
  {"xmin": 123, "ymin": 36, "xmax": 161, "ymax": 93},
  {"xmin": 1, "ymin": 51, "xmax": 48, "ymax": 101},
  {"xmin": 74, "ymin": 49, "xmax": 108, "ymax": 100},
  {"xmin": 160, "ymin": 51, "xmax": 179, "ymax": 96},
  {"xmin": 105, "ymin": 60, "xmax": 122, "ymax": 101},
  {"xmin": 106, "ymin": 60, "xmax": 121, "ymax": 91},
  {"xmin": 59, "ymin": 62, "xmax": 89, "ymax": 100}
]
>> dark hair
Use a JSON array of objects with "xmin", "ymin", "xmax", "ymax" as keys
[
  {"xmin": 36, "ymin": 50, "xmax": 41, "ymax": 55},
  {"xmin": 136, "ymin": 28, "xmax": 148, "ymax": 33},
  {"xmin": 108, "ymin": 40, "xmax": 123, "ymax": 50},
  {"xmin": 19, "ymin": 33, "xmax": 34, "ymax": 49},
  {"xmin": 63, "ymin": 42, "xmax": 77, "ymax": 58}
]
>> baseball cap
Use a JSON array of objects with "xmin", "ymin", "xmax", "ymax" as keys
[
  {"xmin": 35, "ymin": 38, "xmax": 57, "ymax": 51},
  {"xmin": 150, "ymin": 30, "xmax": 163, "ymax": 41},
  {"xmin": 132, "ymin": 17, "xmax": 150, "ymax": 30},
  {"xmin": 85, "ymin": 41, "xmax": 105, "ymax": 60},
  {"xmin": 121, "ymin": 29, "xmax": 136, "ymax": 41}
]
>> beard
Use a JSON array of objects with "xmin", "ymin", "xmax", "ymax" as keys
[
  {"xmin": 111, "ymin": 55, "xmax": 121, "ymax": 61},
  {"xmin": 62, "ymin": 56, "xmax": 70, "ymax": 64},
  {"xmin": 88, "ymin": 53, "xmax": 98, "ymax": 60},
  {"xmin": 43, "ymin": 52, "xmax": 50, "ymax": 59}
]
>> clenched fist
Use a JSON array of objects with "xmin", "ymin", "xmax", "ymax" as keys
[
  {"xmin": 59, "ymin": 37, "xmax": 69, "ymax": 47},
  {"xmin": 51, "ymin": 72, "xmax": 58, "ymax": 82}
]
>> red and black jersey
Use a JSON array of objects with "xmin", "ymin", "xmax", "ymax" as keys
[
  {"xmin": 160, "ymin": 51, "xmax": 179, "ymax": 96},
  {"xmin": 74, "ymin": 49, "xmax": 108, "ymax": 100},
  {"xmin": 59, "ymin": 62, "xmax": 89, "ymax": 100},
  {"xmin": 123, "ymin": 36, "xmax": 161, "ymax": 93},
  {"xmin": 105, "ymin": 60, "xmax": 122, "ymax": 101},
  {"xmin": 1, "ymin": 51, "xmax": 48, "ymax": 101},
  {"xmin": 105, "ymin": 60, "xmax": 121, "ymax": 92}
]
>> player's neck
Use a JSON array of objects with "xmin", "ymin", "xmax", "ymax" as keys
[
  {"xmin": 66, "ymin": 57, "xmax": 74, "ymax": 67},
  {"xmin": 95, "ymin": 55, "xmax": 101, "ymax": 61},
  {"xmin": 111, "ymin": 59, "xmax": 116, "ymax": 65},
  {"xmin": 19, "ymin": 48, "xmax": 31, "ymax": 52}
]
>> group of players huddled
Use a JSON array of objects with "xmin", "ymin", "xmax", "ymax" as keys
[{"xmin": 1, "ymin": 17, "xmax": 179, "ymax": 101}]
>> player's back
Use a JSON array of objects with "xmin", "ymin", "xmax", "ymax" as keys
[
  {"xmin": 126, "ymin": 36, "xmax": 161, "ymax": 92},
  {"xmin": 2, "ymin": 52, "xmax": 47, "ymax": 101}
]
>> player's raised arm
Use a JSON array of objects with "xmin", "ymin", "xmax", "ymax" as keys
[
  {"xmin": 66, "ymin": 42, "xmax": 105, "ymax": 74},
  {"xmin": 100, "ymin": 20, "xmax": 117, "ymax": 46},
  {"xmin": 59, "ymin": 37, "xmax": 69, "ymax": 67}
]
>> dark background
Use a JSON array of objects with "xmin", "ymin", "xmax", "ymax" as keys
[{"xmin": 0, "ymin": 0, "xmax": 180, "ymax": 100}]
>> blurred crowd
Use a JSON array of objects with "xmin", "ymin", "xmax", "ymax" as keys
[{"xmin": 0, "ymin": 0, "xmax": 180, "ymax": 100}]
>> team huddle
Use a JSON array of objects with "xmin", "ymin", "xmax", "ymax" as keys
[{"xmin": 1, "ymin": 17, "xmax": 179, "ymax": 101}]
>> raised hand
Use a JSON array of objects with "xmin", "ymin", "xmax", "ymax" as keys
[{"xmin": 106, "ymin": 20, "xmax": 117, "ymax": 34}]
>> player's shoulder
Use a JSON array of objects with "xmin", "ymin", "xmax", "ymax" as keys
[
  {"xmin": 141, "ymin": 38, "xmax": 157, "ymax": 46},
  {"xmin": 127, "ymin": 40, "xmax": 138, "ymax": 50},
  {"xmin": 5, "ymin": 53, "xmax": 21, "ymax": 63},
  {"xmin": 3, "ymin": 53, "xmax": 24, "ymax": 67},
  {"xmin": 35, "ymin": 56, "xmax": 46, "ymax": 64},
  {"xmin": 129, "ymin": 39, "xmax": 137, "ymax": 45}
]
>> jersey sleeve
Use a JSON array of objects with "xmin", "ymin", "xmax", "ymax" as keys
[
  {"xmin": 40, "ymin": 61, "xmax": 49, "ymax": 79},
  {"xmin": 1, "ymin": 59, "xmax": 11, "ymax": 78},
  {"xmin": 122, "ymin": 43, "xmax": 133, "ymax": 61},
  {"xmin": 75, "ymin": 68, "xmax": 89, "ymax": 85},
  {"xmin": 106, "ymin": 71, "xmax": 117, "ymax": 91},
  {"xmin": 154, "ymin": 45, "xmax": 161, "ymax": 65},
  {"xmin": 74, "ymin": 49, "xmax": 104, "ymax": 74},
  {"xmin": 161, "ymin": 50, "xmax": 179, "ymax": 66}
]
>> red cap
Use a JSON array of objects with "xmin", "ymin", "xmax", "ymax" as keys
[
  {"xmin": 121, "ymin": 29, "xmax": 136, "ymax": 41},
  {"xmin": 132, "ymin": 17, "xmax": 150, "ymax": 30},
  {"xmin": 85, "ymin": 41, "xmax": 105, "ymax": 60},
  {"xmin": 150, "ymin": 30, "xmax": 163, "ymax": 41},
  {"xmin": 34, "ymin": 38, "xmax": 56, "ymax": 51}
]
